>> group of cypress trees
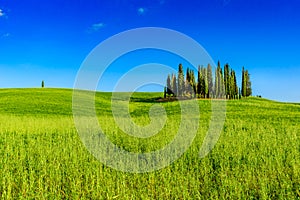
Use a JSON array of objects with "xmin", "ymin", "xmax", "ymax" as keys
[{"xmin": 164, "ymin": 61, "xmax": 252, "ymax": 99}]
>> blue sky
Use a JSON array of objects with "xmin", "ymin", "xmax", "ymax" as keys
[{"xmin": 0, "ymin": 0, "xmax": 299, "ymax": 102}]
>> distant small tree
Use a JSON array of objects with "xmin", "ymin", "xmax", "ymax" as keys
[{"xmin": 41, "ymin": 80, "xmax": 44, "ymax": 88}]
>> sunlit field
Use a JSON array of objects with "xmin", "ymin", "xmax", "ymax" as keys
[{"xmin": 0, "ymin": 88, "xmax": 299, "ymax": 199}]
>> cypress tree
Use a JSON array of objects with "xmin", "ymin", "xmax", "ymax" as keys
[
  {"xmin": 172, "ymin": 74, "xmax": 177, "ymax": 97},
  {"xmin": 185, "ymin": 68, "xmax": 191, "ymax": 96},
  {"xmin": 41, "ymin": 80, "xmax": 45, "ymax": 88},
  {"xmin": 245, "ymin": 70, "xmax": 252, "ymax": 97},
  {"xmin": 166, "ymin": 74, "xmax": 171, "ymax": 96},
  {"xmin": 197, "ymin": 65, "xmax": 201, "ymax": 98},
  {"xmin": 219, "ymin": 67, "xmax": 225, "ymax": 98},
  {"xmin": 229, "ymin": 69, "xmax": 238, "ymax": 99},
  {"xmin": 224, "ymin": 63, "xmax": 230, "ymax": 99},
  {"xmin": 232, "ymin": 70, "xmax": 238, "ymax": 99},
  {"xmin": 215, "ymin": 67, "xmax": 219, "ymax": 98},
  {"xmin": 241, "ymin": 67, "xmax": 246, "ymax": 97},
  {"xmin": 190, "ymin": 70, "xmax": 196, "ymax": 98},
  {"xmin": 201, "ymin": 67, "xmax": 208, "ymax": 98},
  {"xmin": 215, "ymin": 61, "xmax": 221, "ymax": 98},
  {"xmin": 207, "ymin": 64, "xmax": 213, "ymax": 98},
  {"xmin": 178, "ymin": 64, "xmax": 184, "ymax": 97}
]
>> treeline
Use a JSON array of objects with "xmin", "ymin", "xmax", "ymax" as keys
[{"xmin": 164, "ymin": 61, "xmax": 252, "ymax": 99}]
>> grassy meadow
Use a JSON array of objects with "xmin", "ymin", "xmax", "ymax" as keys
[{"xmin": 0, "ymin": 88, "xmax": 299, "ymax": 199}]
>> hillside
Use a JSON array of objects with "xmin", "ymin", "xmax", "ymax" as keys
[
  {"xmin": 0, "ymin": 88, "xmax": 299, "ymax": 120},
  {"xmin": 0, "ymin": 88, "xmax": 299, "ymax": 199}
]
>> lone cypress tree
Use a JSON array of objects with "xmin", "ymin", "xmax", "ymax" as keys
[{"xmin": 41, "ymin": 80, "xmax": 45, "ymax": 88}]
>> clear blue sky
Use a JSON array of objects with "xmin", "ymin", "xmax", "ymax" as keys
[{"xmin": 0, "ymin": 0, "xmax": 299, "ymax": 102}]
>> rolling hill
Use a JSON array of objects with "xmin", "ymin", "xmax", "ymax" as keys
[{"xmin": 0, "ymin": 88, "xmax": 299, "ymax": 199}]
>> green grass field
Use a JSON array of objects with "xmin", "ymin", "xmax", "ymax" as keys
[{"xmin": 0, "ymin": 88, "xmax": 299, "ymax": 199}]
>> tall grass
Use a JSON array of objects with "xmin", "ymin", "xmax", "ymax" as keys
[{"xmin": 0, "ymin": 89, "xmax": 299, "ymax": 199}]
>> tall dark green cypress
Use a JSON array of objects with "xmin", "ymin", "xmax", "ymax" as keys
[
  {"xmin": 207, "ymin": 64, "xmax": 213, "ymax": 98},
  {"xmin": 229, "ymin": 69, "xmax": 238, "ymax": 99},
  {"xmin": 232, "ymin": 70, "xmax": 238, "ymax": 99},
  {"xmin": 166, "ymin": 74, "xmax": 172, "ymax": 96},
  {"xmin": 197, "ymin": 65, "xmax": 201, "ymax": 98},
  {"xmin": 241, "ymin": 67, "xmax": 246, "ymax": 97},
  {"xmin": 178, "ymin": 64, "xmax": 184, "ymax": 97},
  {"xmin": 201, "ymin": 67, "xmax": 208, "ymax": 98},
  {"xmin": 219, "ymin": 67, "xmax": 225, "ymax": 98},
  {"xmin": 215, "ymin": 66, "xmax": 219, "ymax": 98},
  {"xmin": 185, "ymin": 68, "xmax": 191, "ymax": 96},
  {"xmin": 172, "ymin": 74, "xmax": 177, "ymax": 97},
  {"xmin": 190, "ymin": 70, "xmax": 196, "ymax": 98},
  {"xmin": 245, "ymin": 70, "xmax": 252, "ymax": 97},
  {"xmin": 224, "ymin": 63, "xmax": 230, "ymax": 99}
]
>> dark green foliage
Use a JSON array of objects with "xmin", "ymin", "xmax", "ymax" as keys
[
  {"xmin": 202, "ymin": 66, "xmax": 208, "ymax": 98},
  {"xmin": 215, "ymin": 61, "xmax": 225, "ymax": 98},
  {"xmin": 229, "ymin": 69, "xmax": 238, "ymax": 99},
  {"xmin": 184, "ymin": 68, "xmax": 196, "ymax": 98},
  {"xmin": 177, "ymin": 64, "xmax": 184, "ymax": 97},
  {"xmin": 207, "ymin": 64, "xmax": 213, "ymax": 98},
  {"xmin": 41, "ymin": 80, "xmax": 45, "ymax": 88},
  {"xmin": 242, "ymin": 67, "xmax": 246, "ymax": 97},
  {"xmin": 197, "ymin": 66, "xmax": 201, "ymax": 98},
  {"xmin": 224, "ymin": 64, "xmax": 230, "ymax": 99},
  {"xmin": 241, "ymin": 67, "xmax": 252, "ymax": 97},
  {"xmin": 246, "ymin": 71, "xmax": 252, "ymax": 97},
  {"xmin": 165, "ymin": 62, "xmax": 252, "ymax": 100},
  {"xmin": 172, "ymin": 74, "xmax": 177, "ymax": 97},
  {"xmin": 166, "ymin": 75, "xmax": 172, "ymax": 96},
  {"xmin": 185, "ymin": 68, "xmax": 191, "ymax": 96},
  {"xmin": 190, "ymin": 70, "xmax": 196, "ymax": 98}
]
